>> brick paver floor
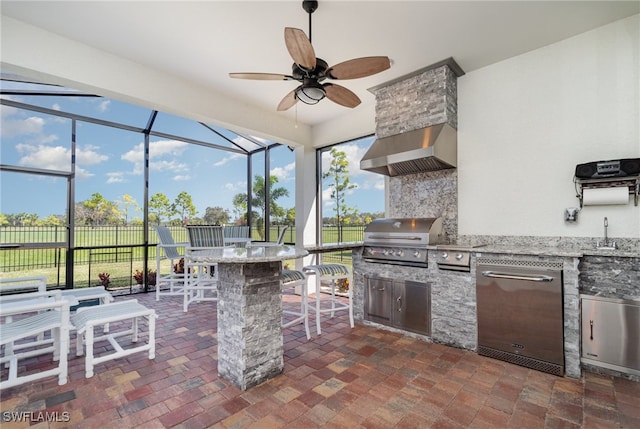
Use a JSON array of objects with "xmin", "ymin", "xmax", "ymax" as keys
[{"xmin": 1, "ymin": 292, "xmax": 638, "ymax": 428}]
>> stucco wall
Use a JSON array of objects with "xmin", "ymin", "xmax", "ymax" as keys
[{"xmin": 457, "ymin": 14, "xmax": 639, "ymax": 238}]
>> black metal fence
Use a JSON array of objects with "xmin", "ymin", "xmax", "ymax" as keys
[{"xmin": 0, "ymin": 224, "xmax": 365, "ymax": 272}]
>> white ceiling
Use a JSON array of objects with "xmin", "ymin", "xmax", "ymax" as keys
[{"xmin": 2, "ymin": 1, "xmax": 639, "ymax": 134}]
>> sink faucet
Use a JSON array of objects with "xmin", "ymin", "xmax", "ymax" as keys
[{"xmin": 596, "ymin": 217, "xmax": 618, "ymax": 249}]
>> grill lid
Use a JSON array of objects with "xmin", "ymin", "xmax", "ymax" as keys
[{"xmin": 364, "ymin": 217, "xmax": 444, "ymax": 247}]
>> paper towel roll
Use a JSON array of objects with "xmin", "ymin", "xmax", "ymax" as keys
[{"xmin": 582, "ymin": 187, "xmax": 629, "ymax": 206}]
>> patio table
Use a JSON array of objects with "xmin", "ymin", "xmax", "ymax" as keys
[{"xmin": 187, "ymin": 244, "xmax": 308, "ymax": 390}]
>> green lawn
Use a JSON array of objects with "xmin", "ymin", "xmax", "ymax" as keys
[{"xmin": 0, "ymin": 225, "xmax": 363, "ymax": 289}]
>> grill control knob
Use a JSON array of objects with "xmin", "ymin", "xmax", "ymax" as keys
[
  {"xmin": 382, "ymin": 249, "xmax": 389, "ymax": 255},
  {"xmin": 455, "ymin": 253, "xmax": 464, "ymax": 260},
  {"xmin": 413, "ymin": 251, "xmax": 421, "ymax": 258},
  {"xmin": 441, "ymin": 252, "xmax": 448, "ymax": 259},
  {"xmin": 397, "ymin": 250, "xmax": 404, "ymax": 257}
]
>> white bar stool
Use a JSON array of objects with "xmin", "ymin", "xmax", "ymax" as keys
[
  {"xmin": 302, "ymin": 264, "xmax": 354, "ymax": 335},
  {"xmin": 281, "ymin": 270, "xmax": 310, "ymax": 340}
]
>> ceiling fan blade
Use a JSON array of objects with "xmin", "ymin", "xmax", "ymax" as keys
[
  {"xmin": 277, "ymin": 89, "xmax": 298, "ymax": 111},
  {"xmin": 284, "ymin": 27, "xmax": 316, "ymax": 70},
  {"xmin": 324, "ymin": 83, "xmax": 361, "ymax": 108},
  {"xmin": 229, "ymin": 73, "xmax": 293, "ymax": 81},
  {"xmin": 327, "ymin": 56, "xmax": 391, "ymax": 80}
]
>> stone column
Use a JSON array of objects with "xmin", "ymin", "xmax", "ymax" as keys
[{"xmin": 216, "ymin": 261, "xmax": 283, "ymax": 390}]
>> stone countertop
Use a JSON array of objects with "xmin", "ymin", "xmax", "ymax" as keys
[
  {"xmin": 428, "ymin": 244, "xmax": 639, "ymax": 259},
  {"xmin": 188, "ymin": 245, "xmax": 308, "ymax": 263},
  {"xmin": 304, "ymin": 242, "xmax": 364, "ymax": 253},
  {"xmin": 302, "ymin": 240, "xmax": 639, "ymax": 258}
]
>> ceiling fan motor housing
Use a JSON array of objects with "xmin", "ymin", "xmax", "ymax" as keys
[
  {"xmin": 302, "ymin": 1, "xmax": 318, "ymax": 15},
  {"xmin": 292, "ymin": 58, "xmax": 328, "ymax": 79}
]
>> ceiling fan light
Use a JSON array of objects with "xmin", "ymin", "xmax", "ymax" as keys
[{"xmin": 296, "ymin": 84, "xmax": 326, "ymax": 105}]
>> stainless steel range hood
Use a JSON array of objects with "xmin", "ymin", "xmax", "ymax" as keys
[{"xmin": 360, "ymin": 123, "xmax": 457, "ymax": 177}]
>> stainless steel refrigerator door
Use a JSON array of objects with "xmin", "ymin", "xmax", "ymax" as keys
[{"xmin": 476, "ymin": 264, "xmax": 564, "ymax": 365}]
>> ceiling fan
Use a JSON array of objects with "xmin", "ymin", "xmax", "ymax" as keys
[{"xmin": 229, "ymin": 0, "xmax": 391, "ymax": 111}]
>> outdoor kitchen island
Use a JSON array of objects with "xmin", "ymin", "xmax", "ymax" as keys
[{"xmin": 187, "ymin": 245, "xmax": 308, "ymax": 390}]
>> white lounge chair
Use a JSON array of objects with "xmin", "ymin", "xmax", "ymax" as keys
[
  {"xmin": 154, "ymin": 226, "xmax": 188, "ymax": 301},
  {"xmin": 183, "ymin": 225, "xmax": 224, "ymax": 312}
]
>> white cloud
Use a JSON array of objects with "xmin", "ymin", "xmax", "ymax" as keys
[
  {"xmin": 151, "ymin": 159, "xmax": 189, "ymax": 173},
  {"xmin": 15, "ymin": 142, "xmax": 108, "ymax": 178},
  {"xmin": 121, "ymin": 139, "xmax": 189, "ymax": 175},
  {"xmin": 2, "ymin": 115, "xmax": 46, "ymax": 139},
  {"xmin": 320, "ymin": 143, "xmax": 370, "ymax": 177},
  {"xmin": 270, "ymin": 162, "xmax": 295, "ymax": 182},
  {"xmin": 76, "ymin": 144, "xmax": 109, "ymax": 165},
  {"xmin": 357, "ymin": 175, "xmax": 385, "ymax": 192},
  {"xmin": 173, "ymin": 175, "xmax": 191, "ymax": 181},
  {"xmin": 224, "ymin": 181, "xmax": 247, "ymax": 192},
  {"xmin": 1, "ymin": 105, "xmax": 63, "ymax": 143},
  {"xmin": 106, "ymin": 172, "xmax": 126, "ymax": 184},
  {"xmin": 98, "ymin": 100, "xmax": 111, "ymax": 112},
  {"xmin": 214, "ymin": 153, "xmax": 244, "ymax": 167},
  {"xmin": 16, "ymin": 144, "xmax": 69, "ymax": 170},
  {"xmin": 322, "ymin": 187, "xmax": 335, "ymax": 209},
  {"xmin": 75, "ymin": 166, "xmax": 94, "ymax": 180}
]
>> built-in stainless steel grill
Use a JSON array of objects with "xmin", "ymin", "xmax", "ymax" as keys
[{"xmin": 363, "ymin": 217, "xmax": 444, "ymax": 267}]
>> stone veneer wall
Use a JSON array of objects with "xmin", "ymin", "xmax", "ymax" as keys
[
  {"xmin": 217, "ymin": 262, "xmax": 283, "ymax": 390},
  {"xmin": 388, "ymin": 170, "xmax": 458, "ymax": 243},
  {"xmin": 372, "ymin": 64, "xmax": 460, "ymax": 241},
  {"xmin": 373, "ymin": 65, "xmax": 458, "ymax": 138}
]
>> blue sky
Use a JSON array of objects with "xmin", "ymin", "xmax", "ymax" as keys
[{"xmin": 1, "ymin": 82, "xmax": 384, "ymax": 221}]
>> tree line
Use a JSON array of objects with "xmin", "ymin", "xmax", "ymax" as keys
[{"xmin": 1, "ymin": 149, "xmax": 383, "ymax": 228}]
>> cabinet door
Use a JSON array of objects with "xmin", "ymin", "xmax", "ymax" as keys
[
  {"xmin": 365, "ymin": 276, "xmax": 392, "ymax": 323},
  {"xmin": 393, "ymin": 280, "xmax": 431, "ymax": 335},
  {"xmin": 582, "ymin": 297, "xmax": 640, "ymax": 372}
]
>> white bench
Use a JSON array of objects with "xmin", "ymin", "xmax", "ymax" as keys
[
  {"xmin": 72, "ymin": 300, "xmax": 156, "ymax": 378},
  {"xmin": 61, "ymin": 286, "xmax": 114, "ymax": 332},
  {"xmin": 0, "ymin": 291, "xmax": 71, "ymax": 389},
  {"xmin": 61, "ymin": 286, "xmax": 113, "ymax": 307},
  {"xmin": 1, "ymin": 284, "xmax": 113, "ymax": 357}
]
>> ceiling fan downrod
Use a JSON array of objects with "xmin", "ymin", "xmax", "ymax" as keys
[{"xmin": 302, "ymin": 0, "xmax": 318, "ymax": 43}]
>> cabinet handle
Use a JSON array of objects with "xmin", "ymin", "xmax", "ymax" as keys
[
  {"xmin": 397, "ymin": 296, "xmax": 402, "ymax": 312},
  {"xmin": 377, "ymin": 287, "xmax": 385, "ymax": 291},
  {"xmin": 481, "ymin": 271, "xmax": 554, "ymax": 282},
  {"xmin": 590, "ymin": 320, "xmax": 593, "ymax": 340}
]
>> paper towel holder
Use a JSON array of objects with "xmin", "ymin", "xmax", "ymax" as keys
[{"xmin": 574, "ymin": 176, "xmax": 639, "ymax": 208}]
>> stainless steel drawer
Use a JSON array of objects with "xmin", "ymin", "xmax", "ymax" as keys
[{"xmin": 581, "ymin": 295, "xmax": 640, "ymax": 376}]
